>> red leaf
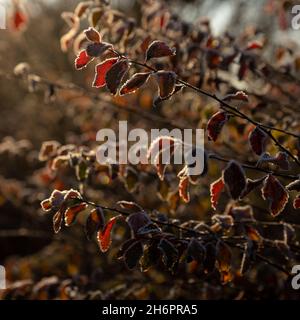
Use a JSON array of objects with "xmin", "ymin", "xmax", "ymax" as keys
[
  {"xmin": 223, "ymin": 161, "xmax": 247, "ymax": 200},
  {"xmin": 12, "ymin": 9, "xmax": 27, "ymax": 31},
  {"xmin": 261, "ymin": 175, "xmax": 289, "ymax": 216},
  {"xmin": 179, "ymin": 176, "xmax": 190, "ymax": 203},
  {"xmin": 64, "ymin": 203, "xmax": 88, "ymax": 226},
  {"xmin": 105, "ymin": 59, "xmax": 130, "ymax": 95},
  {"xmin": 246, "ymin": 41, "xmax": 263, "ymax": 50},
  {"xmin": 92, "ymin": 58, "xmax": 118, "ymax": 88},
  {"xmin": 84, "ymin": 27, "xmax": 101, "ymax": 42},
  {"xmin": 75, "ymin": 50, "xmax": 94, "ymax": 70},
  {"xmin": 249, "ymin": 127, "xmax": 267, "ymax": 155},
  {"xmin": 210, "ymin": 177, "xmax": 225, "ymax": 210},
  {"xmin": 97, "ymin": 216, "xmax": 117, "ymax": 252},
  {"xmin": 145, "ymin": 40, "xmax": 176, "ymax": 61},
  {"xmin": 293, "ymin": 195, "xmax": 300, "ymax": 209},
  {"xmin": 155, "ymin": 71, "xmax": 176, "ymax": 99},
  {"xmin": 207, "ymin": 111, "xmax": 228, "ymax": 142},
  {"xmin": 120, "ymin": 72, "xmax": 151, "ymax": 95}
]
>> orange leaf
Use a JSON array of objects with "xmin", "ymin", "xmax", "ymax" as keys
[
  {"xmin": 97, "ymin": 216, "xmax": 117, "ymax": 252},
  {"xmin": 210, "ymin": 177, "xmax": 225, "ymax": 210}
]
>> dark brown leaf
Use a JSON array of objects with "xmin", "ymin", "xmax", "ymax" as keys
[
  {"xmin": 249, "ymin": 127, "xmax": 268, "ymax": 155},
  {"xmin": 105, "ymin": 59, "xmax": 130, "ymax": 95},
  {"xmin": 145, "ymin": 40, "xmax": 176, "ymax": 61},
  {"xmin": 155, "ymin": 71, "xmax": 176, "ymax": 99},
  {"xmin": 207, "ymin": 111, "xmax": 228, "ymax": 142},
  {"xmin": 120, "ymin": 72, "xmax": 151, "ymax": 95},
  {"xmin": 84, "ymin": 27, "xmax": 101, "ymax": 42},
  {"xmin": 124, "ymin": 241, "xmax": 144, "ymax": 269},
  {"xmin": 223, "ymin": 161, "xmax": 247, "ymax": 200}
]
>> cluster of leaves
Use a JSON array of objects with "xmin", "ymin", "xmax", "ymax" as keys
[
  {"xmin": 2, "ymin": 0, "xmax": 300, "ymax": 299},
  {"xmin": 35, "ymin": 0, "xmax": 300, "ymax": 287}
]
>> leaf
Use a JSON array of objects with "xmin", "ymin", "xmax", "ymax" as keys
[
  {"xmin": 178, "ymin": 176, "xmax": 190, "ymax": 203},
  {"xmin": 60, "ymin": 28, "xmax": 77, "ymax": 52},
  {"xmin": 124, "ymin": 241, "xmax": 144, "ymax": 269},
  {"xmin": 203, "ymin": 242, "xmax": 216, "ymax": 273},
  {"xmin": 244, "ymin": 225, "xmax": 262, "ymax": 242},
  {"xmin": 223, "ymin": 91, "xmax": 249, "ymax": 102},
  {"xmin": 293, "ymin": 195, "xmax": 300, "ymax": 209},
  {"xmin": 229, "ymin": 205, "xmax": 254, "ymax": 222},
  {"xmin": 210, "ymin": 177, "xmax": 225, "ymax": 210},
  {"xmin": 53, "ymin": 210, "xmax": 64, "ymax": 234},
  {"xmin": 207, "ymin": 111, "xmax": 228, "ymax": 142},
  {"xmin": 124, "ymin": 167, "xmax": 139, "ymax": 193},
  {"xmin": 85, "ymin": 207, "xmax": 105, "ymax": 240},
  {"xmin": 92, "ymin": 58, "xmax": 118, "ymax": 88},
  {"xmin": 246, "ymin": 41, "xmax": 263, "ymax": 50},
  {"xmin": 158, "ymin": 238, "xmax": 178, "ymax": 270},
  {"xmin": 61, "ymin": 12, "xmax": 79, "ymax": 28},
  {"xmin": 286, "ymin": 179, "xmax": 300, "ymax": 192},
  {"xmin": 249, "ymin": 127, "xmax": 268, "ymax": 155},
  {"xmin": 187, "ymin": 239, "xmax": 206, "ymax": 262},
  {"xmin": 211, "ymin": 214, "xmax": 234, "ymax": 231},
  {"xmin": 86, "ymin": 42, "xmax": 112, "ymax": 57},
  {"xmin": 97, "ymin": 216, "xmax": 117, "ymax": 252},
  {"xmin": 140, "ymin": 241, "xmax": 160, "ymax": 272},
  {"xmin": 147, "ymin": 136, "xmax": 177, "ymax": 162},
  {"xmin": 119, "ymin": 72, "xmax": 151, "ymax": 95},
  {"xmin": 126, "ymin": 211, "xmax": 152, "ymax": 236},
  {"xmin": 89, "ymin": 8, "xmax": 104, "ymax": 27},
  {"xmin": 137, "ymin": 223, "xmax": 161, "ymax": 236},
  {"xmin": 39, "ymin": 140, "xmax": 60, "ymax": 161},
  {"xmin": 261, "ymin": 175, "xmax": 289, "ymax": 216},
  {"xmin": 145, "ymin": 40, "xmax": 176, "ymax": 61},
  {"xmin": 84, "ymin": 27, "xmax": 101, "ymax": 42},
  {"xmin": 64, "ymin": 203, "xmax": 88, "ymax": 226},
  {"xmin": 105, "ymin": 59, "xmax": 130, "ymax": 95},
  {"xmin": 240, "ymin": 177, "xmax": 266, "ymax": 198},
  {"xmin": 155, "ymin": 71, "xmax": 176, "ymax": 99},
  {"xmin": 216, "ymin": 240, "xmax": 232, "ymax": 284},
  {"xmin": 74, "ymin": 2, "xmax": 93, "ymax": 18},
  {"xmin": 258, "ymin": 152, "xmax": 290, "ymax": 171},
  {"xmin": 117, "ymin": 239, "xmax": 138, "ymax": 259},
  {"xmin": 75, "ymin": 50, "xmax": 94, "ymax": 70},
  {"xmin": 117, "ymin": 201, "xmax": 143, "ymax": 212},
  {"xmin": 12, "ymin": 8, "xmax": 27, "ymax": 31},
  {"xmin": 40, "ymin": 199, "xmax": 52, "ymax": 211},
  {"xmin": 223, "ymin": 161, "xmax": 247, "ymax": 200}
]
